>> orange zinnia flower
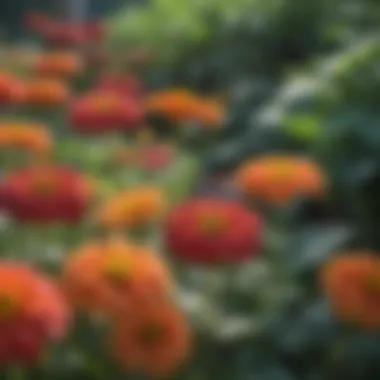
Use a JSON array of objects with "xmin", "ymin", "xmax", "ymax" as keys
[
  {"xmin": 321, "ymin": 253, "xmax": 380, "ymax": 329},
  {"xmin": 34, "ymin": 51, "xmax": 83, "ymax": 78},
  {"xmin": 97, "ymin": 186, "xmax": 166, "ymax": 230},
  {"xmin": 146, "ymin": 89, "xmax": 200, "ymax": 122},
  {"xmin": 61, "ymin": 238, "xmax": 172, "ymax": 314},
  {"xmin": 235, "ymin": 155, "xmax": 326, "ymax": 205},
  {"xmin": 146, "ymin": 89, "xmax": 224, "ymax": 127},
  {"xmin": 0, "ymin": 121, "xmax": 53, "ymax": 156},
  {"xmin": 0, "ymin": 73, "xmax": 25, "ymax": 106},
  {"xmin": 111, "ymin": 303, "xmax": 191, "ymax": 375},
  {"xmin": 25, "ymin": 79, "xmax": 70, "ymax": 107},
  {"xmin": 0, "ymin": 262, "xmax": 69, "ymax": 365}
]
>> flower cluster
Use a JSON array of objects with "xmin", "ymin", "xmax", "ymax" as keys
[{"xmin": 3, "ymin": 6, "xmax": 377, "ymax": 380}]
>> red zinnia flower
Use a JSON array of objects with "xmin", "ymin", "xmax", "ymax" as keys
[
  {"xmin": 42, "ymin": 22, "xmax": 85, "ymax": 46},
  {"xmin": 85, "ymin": 20, "xmax": 106, "ymax": 42},
  {"xmin": 138, "ymin": 144, "xmax": 174, "ymax": 171},
  {"xmin": 24, "ymin": 11, "xmax": 51, "ymax": 35},
  {"xmin": 69, "ymin": 91, "xmax": 144, "ymax": 135},
  {"xmin": 0, "ymin": 262, "xmax": 69, "ymax": 365},
  {"xmin": 41, "ymin": 20, "xmax": 104, "ymax": 46},
  {"xmin": 1, "ymin": 165, "xmax": 92, "ymax": 224},
  {"xmin": 95, "ymin": 74, "xmax": 143, "ymax": 98},
  {"xmin": 0, "ymin": 74, "xmax": 25, "ymax": 106},
  {"xmin": 164, "ymin": 198, "xmax": 262, "ymax": 265}
]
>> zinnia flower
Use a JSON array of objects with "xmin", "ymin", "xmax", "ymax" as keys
[
  {"xmin": 0, "ymin": 121, "xmax": 52, "ymax": 156},
  {"xmin": 321, "ymin": 253, "xmax": 380, "ymax": 329},
  {"xmin": 111, "ymin": 303, "xmax": 191, "ymax": 376},
  {"xmin": 95, "ymin": 74, "xmax": 143, "ymax": 98},
  {"xmin": 0, "ymin": 73, "xmax": 25, "ymax": 106},
  {"xmin": 41, "ymin": 20, "xmax": 102, "ymax": 46},
  {"xmin": 165, "ymin": 198, "xmax": 262, "ymax": 265},
  {"xmin": 62, "ymin": 238, "xmax": 172, "ymax": 314},
  {"xmin": 69, "ymin": 91, "xmax": 144, "ymax": 135},
  {"xmin": 97, "ymin": 186, "xmax": 166, "ymax": 230},
  {"xmin": 1, "ymin": 165, "xmax": 92, "ymax": 223},
  {"xmin": 138, "ymin": 144, "xmax": 174, "ymax": 171},
  {"xmin": 146, "ymin": 89, "xmax": 224, "ymax": 128},
  {"xmin": 191, "ymin": 99, "xmax": 224, "ymax": 128},
  {"xmin": 25, "ymin": 79, "xmax": 70, "ymax": 108},
  {"xmin": 24, "ymin": 11, "xmax": 51, "ymax": 35},
  {"xmin": 235, "ymin": 155, "xmax": 326, "ymax": 206},
  {"xmin": 0, "ymin": 262, "xmax": 69, "ymax": 365},
  {"xmin": 146, "ymin": 89, "xmax": 200, "ymax": 123},
  {"xmin": 34, "ymin": 51, "xmax": 83, "ymax": 79}
]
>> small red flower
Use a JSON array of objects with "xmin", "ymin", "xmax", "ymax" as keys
[
  {"xmin": 139, "ymin": 144, "xmax": 174, "ymax": 171},
  {"xmin": 42, "ymin": 22, "xmax": 84, "ymax": 46},
  {"xmin": 0, "ymin": 74, "xmax": 25, "ymax": 106},
  {"xmin": 69, "ymin": 91, "xmax": 144, "ymax": 135},
  {"xmin": 41, "ymin": 20, "xmax": 105, "ymax": 46},
  {"xmin": 85, "ymin": 20, "xmax": 106, "ymax": 42},
  {"xmin": 1, "ymin": 165, "xmax": 92, "ymax": 224},
  {"xmin": 95, "ymin": 74, "xmax": 143, "ymax": 98},
  {"xmin": 0, "ymin": 262, "xmax": 69, "ymax": 366},
  {"xmin": 165, "ymin": 198, "xmax": 262, "ymax": 265},
  {"xmin": 24, "ymin": 11, "xmax": 51, "ymax": 35}
]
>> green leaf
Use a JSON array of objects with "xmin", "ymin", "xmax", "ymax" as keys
[{"xmin": 285, "ymin": 224, "xmax": 355, "ymax": 276}]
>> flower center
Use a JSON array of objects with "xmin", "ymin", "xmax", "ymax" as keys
[
  {"xmin": 32, "ymin": 173, "xmax": 57, "ymax": 196},
  {"xmin": 104, "ymin": 259, "xmax": 132, "ymax": 286},
  {"xmin": 0, "ymin": 293, "xmax": 18, "ymax": 321},
  {"xmin": 364, "ymin": 276, "xmax": 380, "ymax": 295},
  {"xmin": 138, "ymin": 323, "xmax": 164, "ymax": 346},
  {"xmin": 198, "ymin": 212, "xmax": 226, "ymax": 235},
  {"xmin": 270, "ymin": 162, "xmax": 295, "ymax": 182},
  {"xmin": 90, "ymin": 96, "xmax": 117, "ymax": 111}
]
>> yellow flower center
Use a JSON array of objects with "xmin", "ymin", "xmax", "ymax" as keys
[
  {"xmin": 104, "ymin": 259, "xmax": 132, "ymax": 285},
  {"xmin": 272, "ymin": 162, "xmax": 294, "ymax": 180},
  {"xmin": 0, "ymin": 293, "xmax": 18, "ymax": 320},
  {"xmin": 198, "ymin": 213, "xmax": 226, "ymax": 235},
  {"xmin": 139, "ymin": 323, "xmax": 164, "ymax": 346}
]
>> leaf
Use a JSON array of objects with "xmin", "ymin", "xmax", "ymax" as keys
[
  {"xmin": 329, "ymin": 332, "xmax": 380, "ymax": 380},
  {"xmin": 159, "ymin": 153, "xmax": 202, "ymax": 205},
  {"xmin": 275, "ymin": 299, "xmax": 339, "ymax": 356},
  {"xmin": 284, "ymin": 114, "xmax": 322, "ymax": 142},
  {"xmin": 253, "ymin": 365, "xmax": 296, "ymax": 380},
  {"xmin": 284, "ymin": 224, "xmax": 354, "ymax": 276}
]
